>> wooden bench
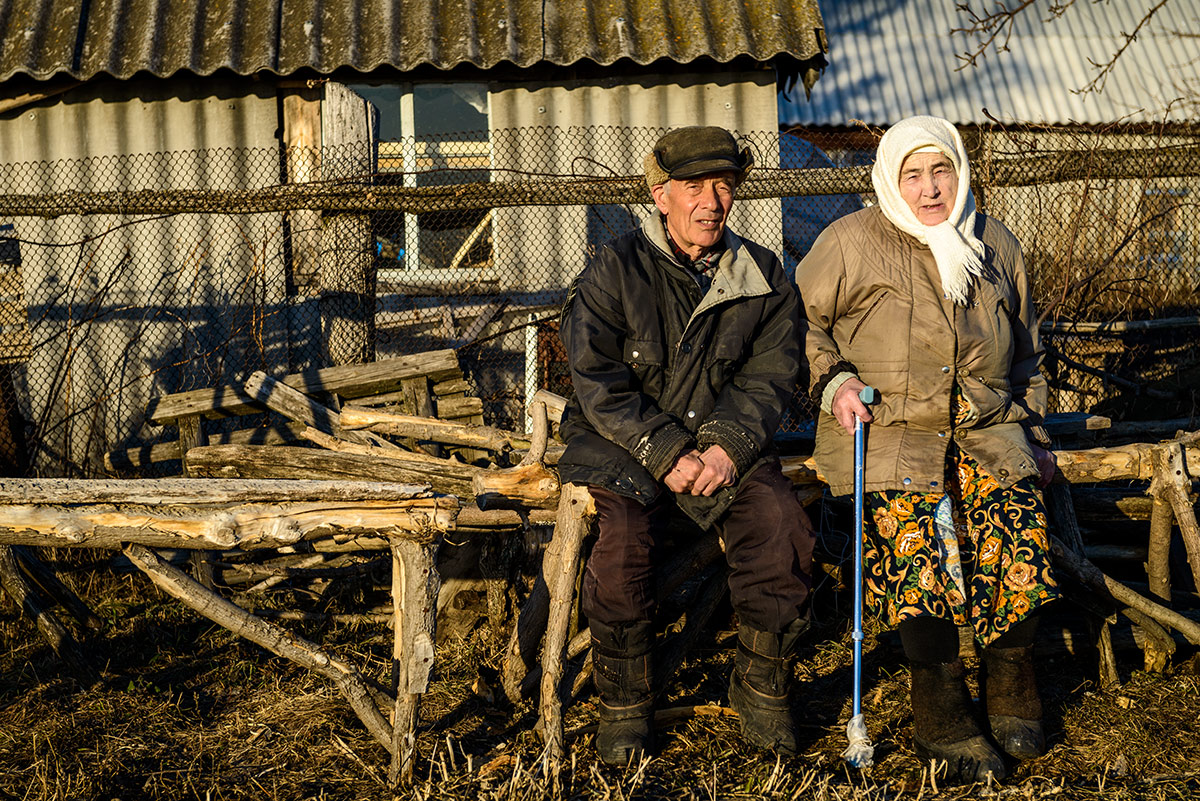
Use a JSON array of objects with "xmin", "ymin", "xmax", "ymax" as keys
[{"xmin": 0, "ymin": 477, "xmax": 456, "ymax": 787}]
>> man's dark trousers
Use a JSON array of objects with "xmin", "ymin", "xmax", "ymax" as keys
[{"xmin": 582, "ymin": 461, "xmax": 815, "ymax": 632}]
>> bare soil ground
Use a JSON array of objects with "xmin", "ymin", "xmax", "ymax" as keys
[{"xmin": 3, "ymin": 553, "xmax": 1200, "ymax": 801}]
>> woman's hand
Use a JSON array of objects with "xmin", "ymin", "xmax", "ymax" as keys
[
  {"xmin": 832, "ymin": 377, "xmax": 874, "ymax": 434},
  {"xmin": 1031, "ymin": 444, "xmax": 1056, "ymax": 488}
]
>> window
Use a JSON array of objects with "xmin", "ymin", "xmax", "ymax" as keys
[
  {"xmin": 1139, "ymin": 186, "xmax": 1190, "ymax": 267},
  {"xmin": 350, "ymin": 83, "xmax": 492, "ymax": 287}
]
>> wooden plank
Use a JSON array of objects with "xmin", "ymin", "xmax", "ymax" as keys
[
  {"xmin": 0, "ymin": 478, "xmax": 436, "ymax": 505},
  {"xmin": 147, "ymin": 349, "xmax": 461, "ymax": 424},
  {"xmin": 436, "ymin": 395, "xmax": 484, "ymax": 420},
  {"xmin": 8, "ymin": 143, "xmax": 1200, "ymax": 218},
  {"xmin": 0, "ymin": 497, "xmax": 457, "ymax": 551},
  {"xmin": 432, "ymin": 378, "xmax": 471, "ymax": 396},
  {"xmin": 1044, "ymin": 412, "xmax": 1111, "ymax": 435},
  {"xmin": 281, "ymin": 84, "xmax": 322, "ymax": 292},
  {"xmin": 186, "ymin": 444, "xmax": 481, "ymax": 499}
]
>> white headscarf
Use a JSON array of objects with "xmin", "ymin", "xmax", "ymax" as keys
[{"xmin": 871, "ymin": 115, "xmax": 986, "ymax": 306}]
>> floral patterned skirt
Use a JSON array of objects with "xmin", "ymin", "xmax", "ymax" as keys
[{"xmin": 863, "ymin": 446, "xmax": 1059, "ymax": 645}]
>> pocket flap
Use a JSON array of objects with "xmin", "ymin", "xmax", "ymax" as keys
[{"xmin": 624, "ymin": 339, "xmax": 664, "ymax": 365}]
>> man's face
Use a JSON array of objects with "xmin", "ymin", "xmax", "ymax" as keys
[
  {"xmin": 899, "ymin": 152, "xmax": 959, "ymax": 226},
  {"xmin": 651, "ymin": 172, "xmax": 736, "ymax": 258}
]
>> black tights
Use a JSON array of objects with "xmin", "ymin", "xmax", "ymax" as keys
[{"xmin": 900, "ymin": 614, "xmax": 1039, "ymax": 664}]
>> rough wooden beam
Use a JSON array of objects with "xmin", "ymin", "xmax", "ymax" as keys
[
  {"xmin": 244, "ymin": 370, "xmax": 395, "ymax": 450},
  {"xmin": 0, "ymin": 478, "xmax": 434, "ymax": 505},
  {"xmin": 148, "ymin": 350, "xmax": 461, "ymax": 424},
  {"xmin": 539, "ymin": 484, "xmax": 595, "ymax": 772},
  {"xmin": 104, "ymin": 421, "xmax": 306, "ymax": 472},
  {"xmin": 388, "ymin": 537, "xmax": 440, "ymax": 786},
  {"xmin": 0, "ymin": 498, "xmax": 456, "ymax": 551},
  {"xmin": 341, "ymin": 406, "xmax": 527, "ymax": 453},
  {"xmin": 185, "ymin": 444, "xmax": 479, "ymax": 499}
]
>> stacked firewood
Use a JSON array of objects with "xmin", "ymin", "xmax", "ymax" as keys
[
  {"xmin": 104, "ymin": 350, "xmax": 1200, "ymax": 770},
  {"xmin": 104, "ymin": 349, "xmax": 563, "ymax": 637}
]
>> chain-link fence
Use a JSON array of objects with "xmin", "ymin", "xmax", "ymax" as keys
[{"xmin": 0, "ymin": 124, "xmax": 1196, "ymax": 477}]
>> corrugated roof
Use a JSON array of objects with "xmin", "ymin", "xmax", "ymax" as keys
[
  {"xmin": 780, "ymin": 0, "xmax": 1200, "ymax": 126},
  {"xmin": 0, "ymin": 0, "xmax": 826, "ymax": 82}
]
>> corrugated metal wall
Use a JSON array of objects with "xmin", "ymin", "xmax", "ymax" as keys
[
  {"xmin": 489, "ymin": 68, "xmax": 782, "ymax": 294},
  {"xmin": 779, "ymin": 0, "xmax": 1200, "ymax": 126},
  {"xmin": 0, "ymin": 77, "xmax": 296, "ymax": 473}
]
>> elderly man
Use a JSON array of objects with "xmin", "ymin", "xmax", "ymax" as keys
[{"xmin": 557, "ymin": 126, "xmax": 815, "ymax": 765}]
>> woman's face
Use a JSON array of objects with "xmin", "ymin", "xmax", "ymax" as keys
[{"xmin": 899, "ymin": 152, "xmax": 959, "ymax": 225}]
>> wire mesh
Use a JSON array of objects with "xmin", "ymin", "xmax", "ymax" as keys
[{"xmin": 0, "ymin": 124, "xmax": 1195, "ymax": 477}]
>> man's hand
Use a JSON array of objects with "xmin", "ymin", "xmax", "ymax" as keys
[
  {"xmin": 1031, "ymin": 443, "xmax": 1056, "ymax": 489},
  {"xmin": 664, "ymin": 449, "xmax": 705, "ymax": 493},
  {"xmin": 690, "ymin": 445, "xmax": 737, "ymax": 497},
  {"xmin": 832, "ymin": 377, "xmax": 873, "ymax": 434}
]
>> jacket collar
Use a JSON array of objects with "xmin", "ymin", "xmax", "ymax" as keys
[{"xmin": 641, "ymin": 214, "xmax": 773, "ymax": 314}]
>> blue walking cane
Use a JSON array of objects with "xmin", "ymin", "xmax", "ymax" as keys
[{"xmin": 843, "ymin": 385, "xmax": 877, "ymax": 768}]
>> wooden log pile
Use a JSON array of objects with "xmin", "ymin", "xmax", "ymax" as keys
[{"xmin": 12, "ymin": 347, "xmax": 1200, "ymax": 777}]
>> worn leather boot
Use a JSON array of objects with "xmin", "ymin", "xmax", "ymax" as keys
[
  {"xmin": 911, "ymin": 658, "xmax": 1008, "ymax": 783},
  {"xmin": 728, "ymin": 617, "xmax": 808, "ymax": 754},
  {"xmin": 590, "ymin": 620, "xmax": 655, "ymax": 765},
  {"xmin": 983, "ymin": 644, "xmax": 1046, "ymax": 760}
]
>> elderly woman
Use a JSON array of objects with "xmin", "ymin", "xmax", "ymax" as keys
[{"xmin": 795, "ymin": 116, "xmax": 1059, "ymax": 783}]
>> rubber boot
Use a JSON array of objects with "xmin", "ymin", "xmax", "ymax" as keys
[
  {"xmin": 590, "ymin": 620, "xmax": 655, "ymax": 766},
  {"xmin": 728, "ymin": 617, "xmax": 808, "ymax": 754},
  {"xmin": 910, "ymin": 658, "xmax": 1008, "ymax": 783},
  {"xmin": 983, "ymin": 645, "xmax": 1046, "ymax": 760}
]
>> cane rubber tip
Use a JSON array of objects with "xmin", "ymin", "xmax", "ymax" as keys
[{"xmin": 858, "ymin": 386, "xmax": 877, "ymax": 405}]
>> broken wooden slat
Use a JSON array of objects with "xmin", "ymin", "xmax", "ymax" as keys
[
  {"xmin": 539, "ymin": 484, "xmax": 595, "ymax": 771},
  {"xmin": 244, "ymin": 370, "xmax": 397, "ymax": 451},
  {"xmin": 435, "ymin": 395, "xmax": 485, "ymax": 420},
  {"xmin": 389, "ymin": 537, "xmax": 440, "ymax": 785}
]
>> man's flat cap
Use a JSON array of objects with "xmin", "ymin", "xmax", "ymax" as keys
[{"xmin": 650, "ymin": 126, "xmax": 754, "ymax": 183}]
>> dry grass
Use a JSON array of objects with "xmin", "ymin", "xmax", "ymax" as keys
[{"xmin": 3, "ymin": 562, "xmax": 1200, "ymax": 801}]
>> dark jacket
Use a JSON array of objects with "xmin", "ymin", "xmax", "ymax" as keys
[{"xmin": 557, "ymin": 215, "xmax": 802, "ymax": 529}]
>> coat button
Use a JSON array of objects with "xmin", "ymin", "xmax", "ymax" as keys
[
  {"xmin": 959, "ymin": 368, "xmax": 971, "ymax": 376},
  {"xmin": 687, "ymin": 410, "xmax": 696, "ymax": 418},
  {"xmin": 681, "ymin": 343, "xmax": 692, "ymax": 353},
  {"xmin": 941, "ymin": 365, "xmax": 950, "ymax": 373},
  {"xmin": 632, "ymin": 350, "xmax": 640, "ymax": 358},
  {"xmin": 930, "ymin": 481, "xmax": 939, "ymax": 488},
  {"xmin": 902, "ymin": 477, "xmax": 912, "ymax": 485},
  {"xmin": 938, "ymin": 431, "xmax": 946, "ymax": 438}
]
